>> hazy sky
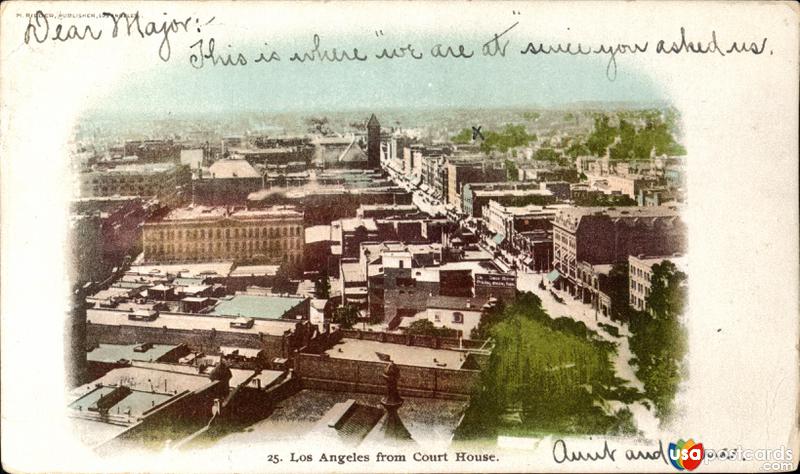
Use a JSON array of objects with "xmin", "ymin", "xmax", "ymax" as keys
[{"xmin": 91, "ymin": 31, "xmax": 665, "ymax": 115}]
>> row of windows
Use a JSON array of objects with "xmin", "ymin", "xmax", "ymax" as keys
[
  {"xmin": 90, "ymin": 185, "xmax": 160, "ymax": 194},
  {"xmin": 432, "ymin": 311, "xmax": 464, "ymax": 324},
  {"xmin": 630, "ymin": 280, "xmax": 650, "ymax": 296},
  {"xmin": 149, "ymin": 225, "xmax": 302, "ymax": 241},
  {"xmin": 146, "ymin": 253, "xmax": 302, "ymax": 265},
  {"xmin": 147, "ymin": 239, "xmax": 302, "ymax": 254},
  {"xmin": 631, "ymin": 266, "xmax": 651, "ymax": 280},
  {"xmin": 630, "ymin": 295, "xmax": 646, "ymax": 309},
  {"xmin": 86, "ymin": 175, "xmax": 162, "ymax": 184}
]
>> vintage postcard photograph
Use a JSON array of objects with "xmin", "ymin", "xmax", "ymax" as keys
[{"xmin": 1, "ymin": 1, "xmax": 798, "ymax": 473}]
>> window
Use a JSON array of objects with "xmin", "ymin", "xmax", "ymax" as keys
[
  {"xmin": 433, "ymin": 312, "xmax": 441, "ymax": 322},
  {"xmin": 452, "ymin": 312, "xmax": 464, "ymax": 324}
]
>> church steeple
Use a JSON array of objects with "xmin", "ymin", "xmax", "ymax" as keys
[{"xmin": 366, "ymin": 114, "xmax": 381, "ymax": 169}]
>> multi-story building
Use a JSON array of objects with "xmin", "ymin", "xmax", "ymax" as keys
[
  {"xmin": 483, "ymin": 200, "xmax": 561, "ymax": 241},
  {"xmin": 421, "ymin": 154, "xmax": 446, "ymax": 195},
  {"xmin": 142, "ymin": 205, "xmax": 304, "ymax": 269},
  {"xmin": 192, "ymin": 159, "xmax": 264, "ymax": 205},
  {"xmin": 70, "ymin": 196, "xmax": 158, "ymax": 283},
  {"xmin": 445, "ymin": 159, "xmax": 507, "ymax": 208},
  {"xmin": 628, "ymin": 254, "xmax": 688, "ymax": 311},
  {"xmin": 80, "ymin": 162, "xmax": 190, "ymax": 204},
  {"xmin": 123, "ymin": 139, "xmax": 180, "ymax": 162},
  {"xmin": 462, "ymin": 182, "xmax": 556, "ymax": 217},
  {"xmin": 552, "ymin": 206, "xmax": 686, "ymax": 299}
]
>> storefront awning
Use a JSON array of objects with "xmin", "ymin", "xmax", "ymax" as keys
[{"xmin": 546, "ymin": 269, "xmax": 562, "ymax": 282}]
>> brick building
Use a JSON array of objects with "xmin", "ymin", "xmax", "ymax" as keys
[
  {"xmin": 552, "ymin": 206, "xmax": 686, "ymax": 298},
  {"xmin": 142, "ymin": 205, "xmax": 304, "ymax": 269},
  {"xmin": 80, "ymin": 162, "xmax": 191, "ymax": 204}
]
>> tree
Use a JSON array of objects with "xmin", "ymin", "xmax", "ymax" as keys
[
  {"xmin": 504, "ymin": 159, "xmax": 519, "ymax": 181},
  {"xmin": 605, "ymin": 263, "xmax": 633, "ymax": 322},
  {"xmin": 452, "ymin": 128, "xmax": 473, "ymax": 144},
  {"xmin": 306, "ymin": 116, "xmax": 333, "ymax": 135},
  {"xmin": 479, "ymin": 124, "xmax": 536, "ymax": 154},
  {"xmin": 332, "ymin": 304, "xmax": 359, "ymax": 329},
  {"xmin": 533, "ymin": 147, "xmax": 560, "ymax": 162},
  {"xmin": 629, "ymin": 260, "xmax": 688, "ymax": 421},
  {"xmin": 406, "ymin": 319, "xmax": 453, "ymax": 337},
  {"xmin": 272, "ymin": 262, "xmax": 292, "ymax": 294},
  {"xmin": 314, "ymin": 272, "xmax": 331, "ymax": 299}
]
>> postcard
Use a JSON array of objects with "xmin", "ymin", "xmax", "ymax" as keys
[{"xmin": 1, "ymin": 1, "xmax": 798, "ymax": 473}]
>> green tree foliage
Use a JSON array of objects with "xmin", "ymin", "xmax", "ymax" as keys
[
  {"xmin": 629, "ymin": 260, "xmax": 688, "ymax": 421},
  {"xmin": 504, "ymin": 159, "xmax": 519, "ymax": 181},
  {"xmin": 533, "ymin": 147, "xmax": 561, "ymax": 162},
  {"xmin": 604, "ymin": 263, "xmax": 634, "ymax": 322},
  {"xmin": 405, "ymin": 319, "xmax": 454, "ymax": 338},
  {"xmin": 457, "ymin": 292, "xmax": 640, "ymax": 438},
  {"xmin": 582, "ymin": 112, "xmax": 686, "ymax": 160},
  {"xmin": 566, "ymin": 142, "xmax": 591, "ymax": 158},
  {"xmin": 314, "ymin": 272, "xmax": 331, "ymax": 299},
  {"xmin": 523, "ymin": 111, "xmax": 541, "ymax": 121},
  {"xmin": 332, "ymin": 304, "xmax": 359, "ymax": 329},
  {"xmin": 479, "ymin": 124, "xmax": 537, "ymax": 153},
  {"xmin": 272, "ymin": 262, "xmax": 292, "ymax": 293},
  {"xmin": 586, "ymin": 115, "xmax": 617, "ymax": 156},
  {"xmin": 452, "ymin": 128, "xmax": 473, "ymax": 144}
]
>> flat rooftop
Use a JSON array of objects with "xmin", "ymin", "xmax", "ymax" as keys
[
  {"xmin": 86, "ymin": 343, "xmax": 180, "ymax": 364},
  {"xmin": 305, "ymin": 225, "xmax": 332, "ymax": 244},
  {"xmin": 209, "ymin": 294, "xmax": 305, "ymax": 320},
  {"xmin": 69, "ymin": 386, "xmax": 174, "ymax": 418},
  {"xmin": 87, "ymin": 162, "xmax": 176, "ymax": 174},
  {"xmin": 325, "ymin": 338, "xmax": 467, "ymax": 369},
  {"xmin": 87, "ymin": 308, "xmax": 298, "ymax": 336},
  {"xmin": 128, "ymin": 261, "xmax": 235, "ymax": 278},
  {"xmin": 156, "ymin": 205, "xmax": 302, "ymax": 222},
  {"xmin": 229, "ymin": 265, "xmax": 280, "ymax": 277},
  {"xmin": 71, "ymin": 365, "xmax": 211, "ymax": 398}
]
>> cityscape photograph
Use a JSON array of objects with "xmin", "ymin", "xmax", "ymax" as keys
[{"xmin": 66, "ymin": 104, "xmax": 689, "ymax": 453}]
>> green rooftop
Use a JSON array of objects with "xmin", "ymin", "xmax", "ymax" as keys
[
  {"xmin": 209, "ymin": 294, "xmax": 305, "ymax": 320},
  {"xmin": 87, "ymin": 343, "xmax": 180, "ymax": 364}
]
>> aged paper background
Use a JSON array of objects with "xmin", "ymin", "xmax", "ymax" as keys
[{"xmin": 1, "ymin": 1, "xmax": 798, "ymax": 472}]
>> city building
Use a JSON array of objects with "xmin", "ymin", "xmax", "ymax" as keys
[
  {"xmin": 421, "ymin": 295, "xmax": 489, "ymax": 339},
  {"xmin": 70, "ymin": 196, "xmax": 159, "ymax": 284},
  {"xmin": 463, "ymin": 182, "xmax": 556, "ymax": 217},
  {"xmin": 142, "ymin": 205, "xmax": 304, "ymax": 269},
  {"xmin": 79, "ymin": 162, "xmax": 191, "ymax": 204},
  {"xmin": 192, "ymin": 159, "xmax": 264, "ymax": 205},
  {"xmin": 445, "ymin": 159, "xmax": 507, "ymax": 208},
  {"xmin": 356, "ymin": 204, "xmax": 420, "ymax": 219},
  {"xmin": 123, "ymin": 139, "xmax": 180, "ymax": 162},
  {"xmin": 552, "ymin": 206, "xmax": 686, "ymax": 298},
  {"xmin": 628, "ymin": 254, "xmax": 688, "ymax": 311}
]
